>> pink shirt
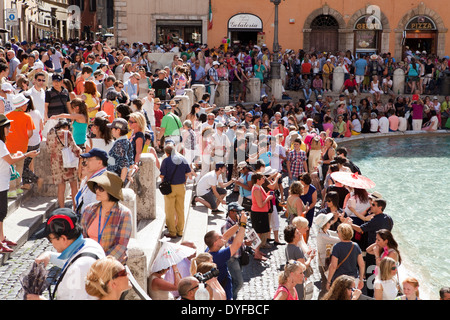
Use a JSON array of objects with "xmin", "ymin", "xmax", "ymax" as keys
[{"xmin": 389, "ymin": 115, "xmax": 399, "ymax": 131}]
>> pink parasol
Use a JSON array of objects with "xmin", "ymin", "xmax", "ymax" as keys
[{"xmin": 330, "ymin": 171, "xmax": 376, "ymax": 189}]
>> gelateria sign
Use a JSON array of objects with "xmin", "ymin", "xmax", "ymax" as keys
[{"xmin": 228, "ymin": 14, "xmax": 263, "ymax": 31}]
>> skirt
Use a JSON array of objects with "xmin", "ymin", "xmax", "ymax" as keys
[{"xmin": 250, "ymin": 210, "xmax": 270, "ymax": 234}]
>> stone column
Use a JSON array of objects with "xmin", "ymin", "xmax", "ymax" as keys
[
  {"xmin": 393, "ymin": 68, "xmax": 406, "ymax": 94},
  {"xmin": 130, "ymin": 153, "xmax": 157, "ymax": 220},
  {"xmin": 123, "ymin": 247, "xmax": 148, "ymax": 300},
  {"xmin": 246, "ymin": 78, "xmax": 261, "ymax": 103},
  {"xmin": 184, "ymin": 89, "xmax": 194, "ymax": 109},
  {"xmin": 268, "ymin": 78, "xmax": 283, "ymax": 100},
  {"xmin": 33, "ymin": 142, "xmax": 59, "ymax": 197},
  {"xmin": 332, "ymin": 66, "xmax": 345, "ymax": 93},
  {"xmin": 191, "ymin": 84, "xmax": 205, "ymax": 103},
  {"xmin": 214, "ymin": 80, "xmax": 229, "ymax": 107},
  {"xmin": 174, "ymin": 94, "xmax": 191, "ymax": 122},
  {"xmin": 121, "ymin": 188, "xmax": 137, "ymax": 238}
]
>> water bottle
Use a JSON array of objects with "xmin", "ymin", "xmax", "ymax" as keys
[{"xmin": 194, "ymin": 283, "xmax": 210, "ymax": 300}]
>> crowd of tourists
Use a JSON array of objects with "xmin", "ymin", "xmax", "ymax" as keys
[{"xmin": 0, "ymin": 36, "xmax": 448, "ymax": 301}]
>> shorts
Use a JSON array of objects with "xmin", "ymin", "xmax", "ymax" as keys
[
  {"xmin": 199, "ymin": 187, "xmax": 227, "ymax": 210},
  {"xmin": 250, "ymin": 210, "xmax": 270, "ymax": 234}
]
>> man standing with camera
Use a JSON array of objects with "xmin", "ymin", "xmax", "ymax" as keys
[
  {"xmin": 204, "ymin": 212, "xmax": 248, "ymax": 300},
  {"xmin": 221, "ymin": 202, "xmax": 251, "ymax": 300}
]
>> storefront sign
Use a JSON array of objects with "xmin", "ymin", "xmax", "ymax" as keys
[
  {"xmin": 228, "ymin": 14, "xmax": 263, "ymax": 31},
  {"xmin": 406, "ymin": 16, "xmax": 436, "ymax": 31},
  {"xmin": 354, "ymin": 16, "xmax": 382, "ymax": 31}
]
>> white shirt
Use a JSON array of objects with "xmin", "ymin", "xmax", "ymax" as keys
[
  {"xmin": 27, "ymin": 109, "xmax": 43, "ymax": 146},
  {"xmin": 270, "ymin": 144, "xmax": 286, "ymax": 172},
  {"xmin": 196, "ymin": 170, "xmax": 223, "ymax": 197},
  {"xmin": 26, "ymin": 86, "xmax": 46, "ymax": 118},
  {"xmin": 370, "ymin": 118, "xmax": 379, "ymax": 132},
  {"xmin": 374, "ymin": 278, "xmax": 399, "ymax": 300},
  {"xmin": 398, "ymin": 117, "xmax": 407, "ymax": 132},
  {"xmin": 49, "ymin": 238, "xmax": 105, "ymax": 300},
  {"xmin": 0, "ymin": 140, "xmax": 11, "ymax": 191},
  {"xmin": 378, "ymin": 116, "xmax": 389, "ymax": 133},
  {"xmin": 142, "ymin": 97, "xmax": 155, "ymax": 127}
]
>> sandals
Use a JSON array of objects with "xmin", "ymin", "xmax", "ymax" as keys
[
  {"xmin": 2, "ymin": 239, "xmax": 17, "ymax": 247},
  {"xmin": 0, "ymin": 242, "xmax": 13, "ymax": 253}
]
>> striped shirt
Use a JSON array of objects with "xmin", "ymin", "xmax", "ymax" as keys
[{"xmin": 81, "ymin": 201, "xmax": 132, "ymax": 264}]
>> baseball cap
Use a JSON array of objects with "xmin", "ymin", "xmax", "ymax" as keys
[
  {"xmin": 107, "ymin": 118, "xmax": 128, "ymax": 131},
  {"xmin": 41, "ymin": 208, "xmax": 78, "ymax": 238},
  {"xmin": 80, "ymin": 148, "xmax": 108, "ymax": 163},
  {"xmin": 52, "ymin": 74, "xmax": 63, "ymax": 81},
  {"xmin": 228, "ymin": 202, "xmax": 244, "ymax": 212}
]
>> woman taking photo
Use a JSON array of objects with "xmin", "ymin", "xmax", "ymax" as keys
[
  {"xmin": 47, "ymin": 119, "xmax": 82, "ymax": 209},
  {"xmin": 374, "ymin": 257, "xmax": 400, "ymax": 300},
  {"xmin": 326, "ymin": 223, "xmax": 365, "ymax": 292},
  {"xmin": 85, "ymin": 255, "xmax": 132, "ymax": 300},
  {"xmin": 273, "ymin": 260, "xmax": 306, "ymax": 300},
  {"xmin": 83, "ymin": 171, "xmax": 132, "ymax": 264},
  {"xmin": 148, "ymin": 263, "xmax": 182, "ymax": 300},
  {"xmin": 250, "ymin": 172, "xmax": 273, "ymax": 261},
  {"xmin": 0, "ymin": 115, "xmax": 39, "ymax": 253}
]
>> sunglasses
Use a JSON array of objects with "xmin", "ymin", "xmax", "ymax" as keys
[
  {"xmin": 113, "ymin": 268, "xmax": 128, "ymax": 279},
  {"xmin": 94, "ymin": 184, "xmax": 105, "ymax": 192},
  {"xmin": 36, "ymin": 79, "xmax": 45, "ymax": 82},
  {"xmin": 129, "ymin": 120, "xmax": 136, "ymax": 124},
  {"xmin": 391, "ymin": 266, "xmax": 397, "ymax": 271}
]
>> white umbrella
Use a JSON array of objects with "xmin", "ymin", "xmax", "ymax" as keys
[{"xmin": 150, "ymin": 241, "xmax": 196, "ymax": 273}]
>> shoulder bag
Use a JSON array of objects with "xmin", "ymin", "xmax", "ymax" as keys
[
  {"xmin": 58, "ymin": 131, "xmax": 79, "ymax": 168},
  {"xmin": 159, "ymin": 163, "xmax": 179, "ymax": 195},
  {"xmin": 336, "ymin": 243, "xmax": 354, "ymax": 271}
]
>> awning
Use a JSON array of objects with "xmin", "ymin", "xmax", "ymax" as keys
[{"xmin": 30, "ymin": 21, "xmax": 53, "ymax": 32}]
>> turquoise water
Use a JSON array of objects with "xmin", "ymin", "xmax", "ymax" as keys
[{"xmin": 343, "ymin": 134, "xmax": 450, "ymax": 300}]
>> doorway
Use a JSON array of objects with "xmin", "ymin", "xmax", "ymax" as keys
[{"xmin": 309, "ymin": 15, "xmax": 339, "ymax": 53}]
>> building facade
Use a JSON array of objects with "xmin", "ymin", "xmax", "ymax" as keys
[
  {"xmin": 207, "ymin": 0, "xmax": 449, "ymax": 60},
  {"xmin": 113, "ymin": 0, "xmax": 208, "ymax": 46}
]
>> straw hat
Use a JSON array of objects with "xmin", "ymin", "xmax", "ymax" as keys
[
  {"xmin": 12, "ymin": 93, "xmax": 30, "ymax": 109},
  {"xmin": 87, "ymin": 171, "xmax": 124, "ymax": 201}
]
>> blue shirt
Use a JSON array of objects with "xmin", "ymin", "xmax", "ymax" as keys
[
  {"xmin": 85, "ymin": 62, "xmax": 100, "ymax": 72},
  {"xmin": 159, "ymin": 153, "xmax": 191, "ymax": 185},
  {"xmin": 207, "ymin": 246, "xmax": 233, "ymax": 300},
  {"xmin": 354, "ymin": 58, "xmax": 368, "ymax": 76}
]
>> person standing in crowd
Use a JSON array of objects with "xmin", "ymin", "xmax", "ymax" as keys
[
  {"xmin": 74, "ymin": 148, "xmax": 108, "ymax": 216},
  {"xmin": 107, "ymin": 118, "xmax": 134, "ymax": 182},
  {"xmin": 82, "ymin": 171, "xmax": 132, "ymax": 265},
  {"xmin": 286, "ymin": 138, "xmax": 308, "ymax": 184},
  {"xmin": 26, "ymin": 208, "xmax": 105, "ymax": 300},
  {"xmin": 326, "ymin": 223, "xmax": 365, "ymax": 292},
  {"xmin": 159, "ymin": 143, "xmax": 192, "ymax": 238},
  {"xmin": 221, "ymin": 202, "xmax": 250, "ymax": 300},
  {"xmin": 157, "ymin": 103, "xmax": 183, "ymax": 148},
  {"xmin": 204, "ymin": 211, "xmax": 248, "ymax": 300},
  {"xmin": 0, "ymin": 114, "xmax": 39, "ymax": 253},
  {"xmin": 26, "ymin": 72, "xmax": 47, "ymax": 118},
  {"xmin": 273, "ymin": 260, "xmax": 306, "ymax": 300},
  {"xmin": 44, "ymin": 74, "xmax": 71, "ymax": 121},
  {"xmin": 47, "ymin": 119, "xmax": 81, "ymax": 209},
  {"xmin": 5, "ymin": 93, "xmax": 36, "ymax": 198}
]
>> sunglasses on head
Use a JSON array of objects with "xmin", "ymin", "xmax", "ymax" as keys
[{"xmin": 113, "ymin": 268, "xmax": 128, "ymax": 279}]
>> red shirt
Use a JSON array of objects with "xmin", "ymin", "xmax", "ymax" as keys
[{"xmin": 154, "ymin": 109, "xmax": 163, "ymax": 127}]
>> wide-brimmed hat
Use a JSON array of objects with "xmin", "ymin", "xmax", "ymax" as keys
[
  {"xmin": 369, "ymin": 191, "xmax": 383, "ymax": 200},
  {"xmin": 0, "ymin": 114, "xmax": 13, "ymax": 127},
  {"xmin": 1, "ymin": 83, "xmax": 14, "ymax": 92},
  {"xmin": 237, "ymin": 161, "xmax": 250, "ymax": 170},
  {"xmin": 263, "ymin": 166, "xmax": 277, "ymax": 176},
  {"xmin": 87, "ymin": 171, "xmax": 123, "ymax": 201},
  {"xmin": 12, "ymin": 93, "xmax": 30, "ymax": 109},
  {"xmin": 315, "ymin": 213, "xmax": 334, "ymax": 228}
]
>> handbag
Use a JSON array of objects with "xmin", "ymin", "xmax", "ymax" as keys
[
  {"xmin": 158, "ymin": 164, "xmax": 179, "ymax": 195},
  {"xmin": 60, "ymin": 131, "xmax": 78, "ymax": 168},
  {"xmin": 242, "ymin": 197, "xmax": 252, "ymax": 211},
  {"xmin": 239, "ymin": 247, "xmax": 250, "ymax": 266}
]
